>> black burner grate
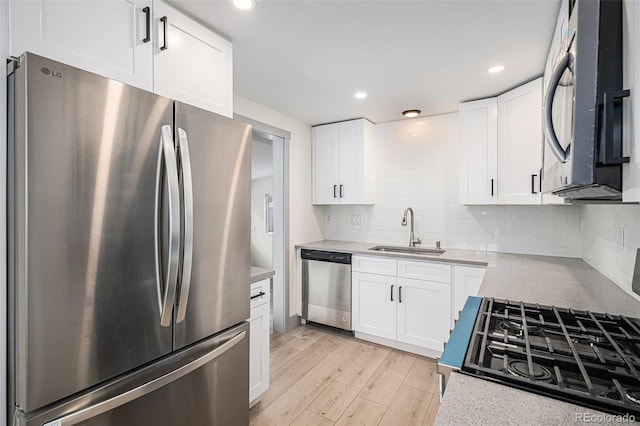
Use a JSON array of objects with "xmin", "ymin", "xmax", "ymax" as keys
[{"xmin": 462, "ymin": 298, "xmax": 640, "ymax": 416}]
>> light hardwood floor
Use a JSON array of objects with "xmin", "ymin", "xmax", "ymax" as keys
[{"xmin": 250, "ymin": 324, "xmax": 440, "ymax": 426}]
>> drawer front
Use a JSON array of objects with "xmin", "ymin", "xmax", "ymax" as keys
[
  {"xmin": 250, "ymin": 278, "xmax": 271, "ymax": 309},
  {"xmin": 397, "ymin": 260, "xmax": 451, "ymax": 283},
  {"xmin": 352, "ymin": 255, "xmax": 397, "ymax": 276}
]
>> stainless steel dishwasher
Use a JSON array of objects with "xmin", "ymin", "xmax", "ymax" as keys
[{"xmin": 301, "ymin": 249, "xmax": 352, "ymax": 331}]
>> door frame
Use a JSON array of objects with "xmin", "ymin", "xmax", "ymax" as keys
[{"xmin": 235, "ymin": 114, "xmax": 294, "ymax": 333}]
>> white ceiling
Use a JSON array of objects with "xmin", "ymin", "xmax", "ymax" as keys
[{"xmin": 172, "ymin": 0, "xmax": 561, "ymax": 125}]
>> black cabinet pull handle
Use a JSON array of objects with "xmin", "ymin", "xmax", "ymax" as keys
[
  {"xmin": 390, "ymin": 285, "xmax": 394, "ymax": 302},
  {"xmin": 142, "ymin": 7, "xmax": 151, "ymax": 43},
  {"xmin": 539, "ymin": 169, "xmax": 542, "ymax": 193},
  {"xmin": 250, "ymin": 291, "xmax": 266, "ymax": 300},
  {"xmin": 602, "ymin": 89, "xmax": 630, "ymax": 165},
  {"xmin": 491, "ymin": 179, "xmax": 494, "ymax": 196},
  {"xmin": 531, "ymin": 174, "xmax": 538, "ymax": 194},
  {"xmin": 399, "ymin": 286, "xmax": 402, "ymax": 303},
  {"xmin": 339, "ymin": 184, "xmax": 344, "ymax": 198},
  {"xmin": 160, "ymin": 16, "xmax": 169, "ymax": 50},
  {"xmin": 333, "ymin": 185, "xmax": 337, "ymax": 198}
]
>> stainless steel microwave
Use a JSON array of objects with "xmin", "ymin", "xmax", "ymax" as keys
[{"xmin": 541, "ymin": 0, "xmax": 629, "ymax": 200}]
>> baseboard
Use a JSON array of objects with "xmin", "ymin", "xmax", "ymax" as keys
[
  {"xmin": 285, "ymin": 314, "xmax": 300, "ymax": 331},
  {"xmin": 354, "ymin": 331, "xmax": 442, "ymax": 359}
]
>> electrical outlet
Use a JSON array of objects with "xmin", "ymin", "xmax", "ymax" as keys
[
  {"xmin": 616, "ymin": 226, "xmax": 625, "ymax": 249},
  {"xmin": 351, "ymin": 215, "xmax": 361, "ymax": 226}
]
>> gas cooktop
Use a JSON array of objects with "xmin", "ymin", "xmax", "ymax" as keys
[{"xmin": 462, "ymin": 298, "xmax": 640, "ymax": 416}]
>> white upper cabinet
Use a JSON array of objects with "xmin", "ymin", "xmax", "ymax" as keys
[
  {"xmin": 312, "ymin": 119, "xmax": 375, "ymax": 205},
  {"xmin": 337, "ymin": 121, "xmax": 366, "ymax": 204},
  {"xmin": 10, "ymin": 0, "xmax": 233, "ymax": 117},
  {"xmin": 459, "ymin": 78, "xmax": 543, "ymax": 205},
  {"xmin": 153, "ymin": 0, "xmax": 233, "ymax": 117},
  {"xmin": 497, "ymin": 78, "xmax": 543, "ymax": 205},
  {"xmin": 540, "ymin": 0, "xmax": 571, "ymax": 205},
  {"xmin": 543, "ymin": 0, "xmax": 569, "ymax": 90},
  {"xmin": 312, "ymin": 124, "xmax": 340, "ymax": 205},
  {"xmin": 458, "ymin": 98, "xmax": 498, "ymax": 204},
  {"xmin": 10, "ymin": 0, "xmax": 153, "ymax": 91}
]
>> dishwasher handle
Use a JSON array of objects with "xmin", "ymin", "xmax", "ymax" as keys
[{"xmin": 301, "ymin": 249, "xmax": 351, "ymax": 264}]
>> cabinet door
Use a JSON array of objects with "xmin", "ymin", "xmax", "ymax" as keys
[
  {"xmin": 497, "ymin": 78, "xmax": 543, "ymax": 205},
  {"xmin": 153, "ymin": 0, "xmax": 233, "ymax": 117},
  {"xmin": 396, "ymin": 278, "xmax": 450, "ymax": 352},
  {"xmin": 249, "ymin": 300, "xmax": 270, "ymax": 403},
  {"xmin": 458, "ymin": 98, "xmax": 498, "ymax": 204},
  {"xmin": 10, "ymin": 0, "xmax": 153, "ymax": 90},
  {"xmin": 312, "ymin": 124, "xmax": 340, "ymax": 204},
  {"xmin": 337, "ymin": 120, "xmax": 364, "ymax": 204},
  {"xmin": 452, "ymin": 266, "xmax": 485, "ymax": 327},
  {"xmin": 352, "ymin": 272, "xmax": 397, "ymax": 340}
]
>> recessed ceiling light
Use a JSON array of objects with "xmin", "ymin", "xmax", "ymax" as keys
[
  {"xmin": 355, "ymin": 92, "xmax": 367, "ymax": 99},
  {"xmin": 487, "ymin": 65, "xmax": 505, "ymax": 74},
  {"xmin": 233, "ymin": 0, "xmax": 255, "ymax": 10},
  {"xmin": 402, "ymin": 109, "xmax": 421, "ymax": 118}
]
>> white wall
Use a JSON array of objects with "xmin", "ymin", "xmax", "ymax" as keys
[
  {"xmin": 324, "ymin": 113, "xmax": 583, "ymax": 257},
  {"xmin": 582, "ymin": 205, "xmax": 640, "ymax": 299},
  {"xmin": 251, "ymin": 176, "xmax": 273, "ymax": 268},
  {"xmin": 234, "ymin": 95, "xmax": 324, "ymax": 317}
]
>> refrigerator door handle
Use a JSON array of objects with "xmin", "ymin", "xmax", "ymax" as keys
[
  {"xmin": 43, "ymin": 331, "xmax": 247, "ymax": 426},
  {"xmin": 155, "ymin": 125, "xmax": 181, "ymax": 327},
  {"xmin": 175, "ymin": 128, "xmax": 194, "ymax": 323}
]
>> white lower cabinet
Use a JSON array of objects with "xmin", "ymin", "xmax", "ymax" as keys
[
  {"xmin": 396, "ymin": 277, "xmax": 451, "ymax": 351},
  {"xmin": 249, "ymin": 278, "xmax": 270, "ymax": 405},
  {"xmin": 452, "ymin": 265, "xmax": 485, "ymax": 327},
  {"xmin": 352, "ymin": 255, "xmax": 457, "ymax": 357},
  {"xmin": 352, "ymin": 272, "xmax": 397, "ymax": 340}
]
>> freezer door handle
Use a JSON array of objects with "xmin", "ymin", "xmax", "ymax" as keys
[
  {"xmin": 155, "ymin": 125, "xmax": 180, "ymax": 327},
  {"xmin": 175, "ymin": 128, "xmax": 194, "ymax": 323},
  {"xmin": 44, "ymin": 331, "xmax": 247, "ymax": 426}
]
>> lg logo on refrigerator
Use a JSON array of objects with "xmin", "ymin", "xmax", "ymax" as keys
[{"xmin": 41, "ymin": 67, "xmax": 62, "ymax": 78}]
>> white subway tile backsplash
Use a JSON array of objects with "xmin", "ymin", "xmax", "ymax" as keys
[
  {"xmin": 323, "ymin": 113, "xmax": 583, "ymax": 257},
  {"xmin": 581, "ymin": 204, "xmax": 640, "ymax": 298}
]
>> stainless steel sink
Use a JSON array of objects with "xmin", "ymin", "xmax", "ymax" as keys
[{"xmin": 368, "ymin": 245, "xmax": 445, "ymax": 256}]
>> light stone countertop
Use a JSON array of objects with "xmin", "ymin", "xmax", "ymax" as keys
[
  {"xmin": 436, "ymin": 373, "xmax": 639, "ymax": 425},
  {"xmin": 250, "ymin": 266, "xmax": 275, "ymax": 284},
  {"xmin": 296, "ymin": 240, "xmax": 640, "ymax": 316},
  {"xmin": 295, "ymin": 240, "xmax": 640, "ymax": 424}
]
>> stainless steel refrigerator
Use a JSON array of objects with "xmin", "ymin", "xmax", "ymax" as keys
[{"xmin": 8, "ymin": 53, "xmax": 251, "ymax": 426}]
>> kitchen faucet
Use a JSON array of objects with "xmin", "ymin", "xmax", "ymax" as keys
[{"xmin": 401, "ymin": 207, "xmax": 421, "ymax": 247}]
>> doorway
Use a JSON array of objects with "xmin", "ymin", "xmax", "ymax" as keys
[{"xmin": 239, "ymin": 115, "xmax": 290, "ymax": 334}]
